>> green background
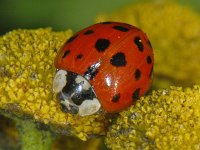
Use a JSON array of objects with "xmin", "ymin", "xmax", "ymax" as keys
[{"xmin": 0, "ymin": 0, "xmax": 200, "ymax": 35}]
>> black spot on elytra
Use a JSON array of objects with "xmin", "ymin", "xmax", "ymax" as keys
[
  {"xmin": 62, "ymin": 50, "xmax": 70, "ymax": 58},
  {"xmin": 95, "ymin": 38, "xmax": 110, "ymax": 52},
  {"xmin": 84, "ymin": 63, "xmax": 100, "ymax": 80},
  {"xmin": 146, "ymin": 56, "xmax": 152, "ymax": 64},
  {"xmin": 67, "ymin": 34, "xmax": 78, "ymax": 43},
  {"xmin": 110, "ymin": 52, "xmax": 127, "ymax": 67},
  {"xmin": 134, "ymin": 37, "xmax": 144, "ymax": 52},
  {"xmin": 112, "ymin": 25, "xmax": 130, "ymax": 32},
  {"xmin": 112, "ymin": 93, "xmax": 120, "ymax": 103},
  {"xmin": 135, "ymin": 69, "xmax": 141, "ymax": 80},
  {"xmin": 76, "ymin": 54, "xmax": 83, "ymax": 60},
  {"xmin": 132, "ymin": 88, "xmax": 140, "ymax": 101},
  {"xmin": 147, "ymin": 40, "xmax": 152, "ymax": 48},
  {"xmin": 84, "ymin": 30, "xmax": 94, "ymax": 35},
  {"xmin": 101, "ymin": 22, "xmax": 112, "ymax": 24}
]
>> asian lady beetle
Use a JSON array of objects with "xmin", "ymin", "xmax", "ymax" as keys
[{"xmin": 53, "ymin": 22, "xmax": 154, "ymax": 116}]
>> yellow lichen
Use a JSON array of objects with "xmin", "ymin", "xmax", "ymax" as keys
[
  {"xmin": 0, "ymin": 28, "xmax": 107, "ymax": 141},
  {"xmin": 106, "ymin": 85, "xmax": 200, "ymax": 149},
  {"xmin": 95, "ymin": 1, "xmax": 200, "ymax": 88}
]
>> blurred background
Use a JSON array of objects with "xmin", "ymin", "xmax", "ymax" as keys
[{"xmin": 0, "ymin": 0, "xmax": 200, "ymax": 35}]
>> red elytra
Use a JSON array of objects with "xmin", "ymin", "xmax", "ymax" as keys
[{"xmin": 55, "ymin": 22, "xmax": 154, "ymax": 113}]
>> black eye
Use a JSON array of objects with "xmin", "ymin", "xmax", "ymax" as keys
[{"xmin": 69, "ymin": 105, "xmax": 79, "ymax": 114}]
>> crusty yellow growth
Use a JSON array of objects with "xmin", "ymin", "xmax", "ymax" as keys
[
  {"xmin": 0, "ymin": 28, "xmax": 107, "ymax": 141},
  {"xmin": 106, "ymin": 85, "xmax": 200, "ymax": 149},
  {"xmin": 96, "ymin": 1, "xmax": 200, "ymax": 88}
]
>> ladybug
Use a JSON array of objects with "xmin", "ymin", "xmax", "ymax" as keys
[{"xmin": 53, "ymin": 22, "xmax": 154, "ymax": 116}]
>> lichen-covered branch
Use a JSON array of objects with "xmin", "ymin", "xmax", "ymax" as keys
[
  {"xmin": 106, "ymin": 85, "xmax": 200, "ymax": 149},
  {"xmin": 15, "ymin": 119, "xmax": 54, "ymax": 150}
]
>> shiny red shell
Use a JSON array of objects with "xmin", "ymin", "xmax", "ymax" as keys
[{"xmin": 55, "ymin": 22, "xmax": 154, "ymax": 113}]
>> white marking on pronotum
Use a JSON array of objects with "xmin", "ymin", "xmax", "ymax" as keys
[
  {"xmin": 78, "ymin": 98, "xmax": 101, "ymax": 116},
  {"xmin": 75, "ymin": 75, "xmax": 91, "ymax": 91},
  {"xmin": 53, "ymin": 70, "xmax": 67, "ymax": 93},
  {"xmin": 75, "ymin": 75, "xmax": 84, "ymax": 84}
]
